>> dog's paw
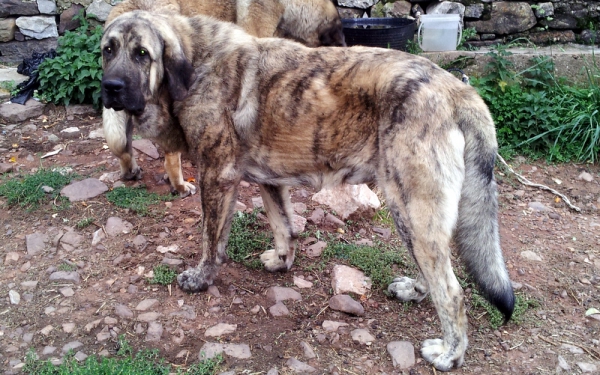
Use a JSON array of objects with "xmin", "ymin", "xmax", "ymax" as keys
[
  {"xmin": 178, "ymin": 181, "xmax": 197, "ymax": 197},
  {"xmin": 260, "ymin": 249, "xmax": 289, "ymax": 272},
  {"xmin": 122, "ymin": 166, "xmax": 143, "ymax": 181},
  {"xmin": 177, "ymin": 268, "xmax": 212, "ymax": 293},
  {"xmin": 388, "ymin": 277, "xmax": 427, "ymax": 302},
  {"xmin": 421, "ymin": 339, "xmax": 464, "ymax": 371}
]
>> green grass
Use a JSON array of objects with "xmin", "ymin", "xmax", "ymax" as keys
[
  {"xmin": 23, "ymin": 337, "xmax": 222, "ymax": 375},
  {"xmin": 322, "ymin": 240, "xmax": 412, "ymax": 289},
  {"xmin": 76, "ymin": 217, "xmax": 95, "ymax": 229},
  {"xmin": 149, "ymin": 265, "xmax": 177, "ymax": 285},
  {"xmin": 105, "ymin": 186, "xmax": 175, "ymax": 216},
  {"xmin": 0, "ymin": 169, "xmax": 73, "ymax": 211},
  {"xmin": 470, "ymin": 292, "xmax": 539, "ymax": 329},
  {"xmin": 226, "ymin": 210, "xmax": 273, "ymax": 269},
  {"xmin": 57, "ymin": 262, "xmax": 77, "ymax": 272},
  {"xmin": 372, "ymin": 206, "xmax": 394, "ymax": 227}
]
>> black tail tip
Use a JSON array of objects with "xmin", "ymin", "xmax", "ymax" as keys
[{"xmin": 490, "ymin": 289, "xmax": 516, "ymax": 324}]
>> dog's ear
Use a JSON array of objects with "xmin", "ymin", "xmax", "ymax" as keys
[{"xmin": 161, "ymin": 27, "xmax": 195, "ymax": 102}]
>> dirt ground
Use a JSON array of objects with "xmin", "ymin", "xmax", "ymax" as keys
[{"xmin": 0, "ymin": 106, "xmax": 599, "ymax": 374}]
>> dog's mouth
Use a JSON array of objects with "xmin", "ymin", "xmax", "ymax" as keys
[{"xmin": 101, "ymin": 77, "xmax": 145, "ymax": 116}]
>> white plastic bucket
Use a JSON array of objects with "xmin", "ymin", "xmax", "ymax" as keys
[{"xmin": 418, "ymin": 14, "xmax": 462, "ymax": 52}]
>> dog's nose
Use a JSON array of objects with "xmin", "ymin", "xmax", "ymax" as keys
[{"xmin": 102, "ymin": 78, "xmax": 125, "ymax": 93}]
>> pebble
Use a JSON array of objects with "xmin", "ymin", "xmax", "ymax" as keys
[
  {"xmin": 97, "ymin": 331, "xmax": 111, "ymax": 341},
  {"xmin": 208, "ymin": 285, "xmax": 221, "ymax": 298},
  {"xmin": 308, "ymin": 208, "xmax": 325, "ymax": 224},
  {"xmin": 199, "ymin": 342, "xmax": 252, "ymax": 360},
  {"xmin": 21, "ymin": 280, "xmax": 38, "ymax": 290},
  {"xmin": 62, "ymin": 323, "xmax": 75, "ymax": 333},
  {"xmin": 205, "ymin": 323, "xmax": 237, "ymax": 337},
  {"xmin": 105, "ymin": 217, "xmax": 134, "ymax": 237},
  {"xmin": 576, "ymin": 362, "xmax": 597, "ymax": 373},
  {"xmin": 145, "ymin": 322, "xmax": 164, "ymax": 341},
  {"xmin": 329, "ymin": 294, "xmax": 365, "ymax": 316},
  {"xmin": 115, "ymin": 304, "xmax": 134, "ymax": 318},
  {"xmin": 4, "ymin": 252, "xmax": 19, "ymax": 264},
  {"xmin": 325, "ymin": 213, "xmax": 345, "ymax": 228},
  {"xmin": 269, "ymin": 302, "xmax": 290, "ymax": 317},
  {"xmin": 74, "ymin": 351, "xmax": 88, "ymax": 362},
  {"xmin": 387, "ymin": 341, "xmax": 416, "ymax": 369},
  {"xmin": 9, "ymin": 290, "xmax": 20, "ymax": 304},
  {"xmin": 42, "ymin": 346, "xmax": 57, "ymax": 355},
  {"xmin": 60, "ymin": 287, "xmax": 75, "ymax": 297},
  {"xmin": 49, "ymin": 271, "xmax": 81, "ymax": 284},
  {"xmin": 265, "ymin": 286, "xmax": 302, "ymax": 303},
  {"xmin": 351, "ymin": 329, "xmax": 375, "ymax": 345},
  {"xmin": 331, "ymin": 264, "xmax": 371, "ymax": 295},
  {"xmin": 286, "ymin": 357, "xmax": 317, "ymax": 373},
  {"xmin": 300, "ymin": 341, "xmax": 316, "ymax": 359},
  {"xmin": 62, "ymin": 341, "xmax": 83, "ymax": 353},
  {"xmin": 40, "ymin": 325, "xmax": 53, "ymax": 336},
  {"xmin": 137, "ymin": 312, "xmax": 161, "ymax": 322},
  {"xmin": 322, "ymin": 320, "xmax": 349, "ymax": 332},
  {"xmin": 84, "ymin": 318, "xmax": 103, "ymax": 333},
  {"xmin": 520, "ymin": 250, "xmax": 543, "ymax": 262},
  {"xmin": 136, "ymin": 299, "xmax": 159, "ymax": 311},
  {"xmin": 293, "ymin": 276, "xmax": 313, "ymax": 288},
  {"xmin": 306, "ymin": 241, "xmax": 327, "ymax": 258}
]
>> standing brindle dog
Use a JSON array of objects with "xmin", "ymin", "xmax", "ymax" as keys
[{"xmin": 101, "ymin": 11, "xmax": 515, "ymax": 371}]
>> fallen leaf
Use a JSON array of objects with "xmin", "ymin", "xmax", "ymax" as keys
[
  {"xmin": 9, "ymin": 156, "xmax": 16, "ymax": 163},
  {"xmin": 186, "ymin": 177, "xmax": 196, "ymax": 183}
]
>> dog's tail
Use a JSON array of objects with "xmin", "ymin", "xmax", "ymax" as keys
[{"xmin": 455, "ymin": 97, "xmax": 515, "ymax": 322}]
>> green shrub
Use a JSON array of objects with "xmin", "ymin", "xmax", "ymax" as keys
[
  {"xmin": 149, "ymin": 265, "xmax": 177, "ymax": 285},
  {"xmin": 37, "ymin": 11, "xmax": 103, "ymax": 108}
]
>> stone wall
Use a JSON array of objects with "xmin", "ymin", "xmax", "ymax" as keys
[{"xmin": 1, "ymin": 0, "xmax": 599, "ymax": 64}]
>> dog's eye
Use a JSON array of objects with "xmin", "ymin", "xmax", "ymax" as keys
[
  {"xmin": 104, "ymin": 46, "xmax": 112, "ymax": 54},
  {"xmin": 138, "ymin": 48, "xmax": 148, "ymax": 57}
]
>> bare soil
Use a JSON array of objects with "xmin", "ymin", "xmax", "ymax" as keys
[{"xmin": 1, "ymin": 107, "xmax": 599, "ymax": 374}]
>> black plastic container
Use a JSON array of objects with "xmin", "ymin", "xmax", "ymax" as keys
[{"xmin": 342, "ymin": 17, "xmax": 416, "ymax": 51}]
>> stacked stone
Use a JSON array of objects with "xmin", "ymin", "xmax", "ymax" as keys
[
  {"xmin": 0, "ymin": 0, "xmax": 113, "ymax": 64},
  {"xmin": 335, "ymin": 0, "xmax": 599, "ymax": 47}
]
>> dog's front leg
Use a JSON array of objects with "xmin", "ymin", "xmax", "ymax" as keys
[
  {"xmin": 164, "ymin": 152, "xmax": 197, "ymax": 197},
  {"xmin": 258, "ymin": 184, "xmax": 298, "ymax": 272},
  {"xmin": 177, "ymin": 136, "xmax": 241, "ymax": 293},
  {"xmin": 102, "ymin": 108, "xmax": 142, "ymax": 180}
]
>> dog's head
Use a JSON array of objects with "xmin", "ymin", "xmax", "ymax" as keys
[
  {"xmin": 101, "ymin": 11, "xmax": 195, "ymax": 116},
  {"xmin": 275, "ymin": 0, "xmax": 346, "ymax": 47}
]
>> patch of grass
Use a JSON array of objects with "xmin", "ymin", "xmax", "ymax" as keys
[
  {"xmin": 0, "ymin": 169, "xmax": 73, "ymax": 211},
  {"xmin": 470, "ymin": 292, "xmax": 539, "ymax": 329},
  {"xmin": 322, "ymin": 240, "xmax": 411, "ymax": 289},
  {"xmin": 227, "ymin": 210, "xmax": 273, "ymax": 269},
  {"xmin": 0, "ymin": 80, "xmax": 18, "ymax": 96},
  {"xmin": 57, "ymin": 262, "xmax": 77, "ymax": 272},
  {"xmin": 76, "ymin": 217, "xmax": 95, "ymax": 229},
  {"xmin": 23, "ymin": 336, "xmax": 222, "ymax": 374},
  {"xmin": 372, "ymin": 206, "xmax": 394, "ymax": 227},
  {"xmin": 106, "ymin": 186, "xmax": 175, "ymax": 216},
  {"xmin": 149, "ymin": 265, "xmax": 177, "ymax": 285}
]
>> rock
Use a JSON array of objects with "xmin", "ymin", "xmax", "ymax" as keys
[
  {"xmin": 62, "ymin": 323, "xmax": 75, "ymax": 333},
  {"xmin": 145, "ymin": 322, "xmax": 163, "ymax": 341},
  {"xmin": 74, "ymin": 351, "xmax": 88, "ymax": 362},
  {"xmin": 322, "ymin": 320, "xmax": 349, "ymax": 332},
  {"xmin": 59, "ymin": 287, "xmax": 74, "ymax": 297},
  {"xmin": 251, "ymin": 196, "xmax": 264, "ymax": 208},
  {"xmin": 88, "ymin": 128, "xmax": 104, "ymax": 139},
  {"xmin": 331, "ymin": 264, "xmax": 371, "ymax": 295},
  {"xmin": 286, "ymin": 357, "xmax": 317, "ymax": 373},
  {"xmin": 132, "ymin": 139, "xmax": 159, "ymax": 159},
  {"xmin": 9, "ymin": 290, "xmax": 20, "ymax": 304},
  {"xmin": 351, "ymin": 328, "xmax": 375, "ymax": 344},
  {"xmin": 534, "ymin": 2, "xmax": 554, "ymax": 18},
  {"xmin": 60, "ymin": 127, "xmax": 81, "ymax": 139},
  {"xmin": 62, "ymin": 341, "xmax": 83, "ymax": 353},
  {"xmin": 528, "ymin": 202, "xmax": 549, "ymax": 211},
  {"xmin": 137, "ymin": 312, "xmax": 161, "ymax": 322},
  {"xmin": 576, "ymin": 362, "xmax": 597, "ymax": 373},
  {"xmin": 91, "ymin": 229, "xmax": 106, "ymax": 246},
  {"xmin": 265, "ymin": 286, "xmax": 302, "ymax": 303},
  {"xmin": 292, "ymin": 214, "xmax": 307, "ymax": 233},
  {"xmin": 325, "ymin": 213, "xmax": 345, "ymax": 228},
  {"xmin": 66, "ymin": 104, "xmax": 96, "ymax": 116},
  {"xmin": 15, "ymin": 16, "xmax": 58, "ymax": 39},
  {"xmin": 373, "ymin": 226, "xmax": 392, "ymax": 239},
  {"xmin": 208, "ymin": 285, "xmax": 221, "ymax": 298},
  {"xmin": 1, "ymin": 0, "xmax": 39, "ymax": 18},
  {"xmin": 293, "ymin": 276, "xmax": 313, "ymax": 288},
  {"xmin": 308, "ymin": 208, "xmax": 325, "ymax": 224},
  {"xmin": 205, "ymin": 323, "xmax": 237, "ymax": 337},
  {"xmin": 26, "ymin": 232, "xmax": 48, "ymax": 255},
  {"xmin": 466, "ymin": 2, "xmax": 536, "ymax": 35},
  {"xmin": 306, "ymin": 241, "xmax": 327, "ymax": 258},
  {"xmin": 157, "ymin": 244, "xmax": 179, "ymax": 253},
  {"xmin": 86, "ymin": 0, "xmax": 113, "ymax": 21},
  {"xmin": 105, "ymin": 217, "xmax": 134, "ymax": 236},
  {"xmin": 293, "ymin": 202, "xmax": 307, "ymax": 214},
  {"xmin": 0, "ymin": 163, "xmax": 14, "ymax": 174},
  {"xmin": 527, "ymin": 30, "xmax": 576, "ymax": 45},
  {"xmin": 60, "ymin": 231, "xmax": 84, "ymax": 249},
  {"xmin": 387, "ymin": 341, "xmax": 416, "ymax": 369},
  {"xmin": 60, "ymin": 178, "xmax": 108, "ymax": 202},
  {"xmin": 337, "ymin": 0, "xmax": 377, "ymax": 10},
  {"xmin": 578, "ymin": 172, "xmax": 594, "ymax": 182},
  {"xmin": 40, "ymin": 325, "xmax": 53, "ymax": 335},
  {"xmin": 96, "ymin": 331, "xmax": 111, "ymax": 341},
  {"xmin": 84, "ymin": 318, "xmax": 102, "ymax": 333},
  {"xmin": 561, "ymin": 343, "xmax": 584, "ymax": 354},
  {"xmin": 135, "ymin": 299, "xmax": 159, "ymax": 311},
  {"xmin": 199, "ymin": 342, "xmax": 252, "ymax": 360},
  {"xmin": 59, "ymin": 4, "xmax": 84, "ymax": 33},
  {"xmin": 132, "ymin": 235, "xmax": 147, "ymax": 250},
  {"xmin": 329, "ymin": 294, "xmax": 365, "ymax": 316},
  {"xmin": 300, "ymin": 341, "xmax": 316, "ymax": 359},
  {"xmin": 465, "ymin": 4, "xmax": 484, "ymax": 19},
  {"xmin": 42, "ymin": 346, "xmax": 56, "ymax": 355},
  {"xmin": 427, "ymin": 1, "xmax": 465, "ymax": 18},
  {"xmin": 37, "ymin": 0, "xmax": 57, "ymax": 14},
  {"xmin": 269, "ymin": 302, "xmax": 290, "ymax": 317},
  {"xmin": 313, "ymin": 184, "xmax": 380, "ymax": 220},
  {"xmin": 5, "ymin": 252, "xmax": 20, "ymax": 264},
  {"xmin": 49, "ymin": 271, "xmax": 80, "ymax": 284},
  {"xmin": 520, "ymin": 250, "xmax": 543, "ymax": 261},
  {"xmin": 557, "ymin": 355, "xmax": 571, "ymax": 371},
  {"xmin": 371, "ymin": 1, "xmax": 411, "ymax": 17}
]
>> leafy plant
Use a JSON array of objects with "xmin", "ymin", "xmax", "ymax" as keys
[
  {"xmin": 458, "ymin": 27, "xmax": 478, "ymax": 51},
  {"xmin": 37, "ymin": 11, "xmax": 103, "ymax": 108},
  {"xmin": 149, "ymin": 265, "xmax": 177, "ymax": 285},
  {"xmin": 105, "ymin": 186, "xmax": 175, "ymax": 216},
  {"xmin": 0, "ymin": 169, "xmax": 73, "ymax": 211},
  {"xmin": 227, "ymin": 210, "xmax": 273, "ymax": 269},
  {"xmin": 0, "ymin": 80, "xmax": 18, "ymax": 96}
]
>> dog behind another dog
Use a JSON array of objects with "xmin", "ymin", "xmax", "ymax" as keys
[
  {"xmin": 101, "ymin": 10, "xmax": 515, "ymax": 371},
  {"xmin": 102, "ymin": 0, "xmax": 345, "ymax": 196}
]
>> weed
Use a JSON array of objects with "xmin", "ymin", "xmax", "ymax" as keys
[
  {"xmin": 106, "ymin": 186, "xmax": 175, "ymax": 216},
  {"xmin": 470, "ymin": 292, "xmax": 539, "ymax": 329},
  {"xmin": 149, "ymin": 265, "xmax": 177, "ymax": 285},
  {"xmin": 36, "ymin": 11, "xmax": 103, "ymax": 108},
  {"xmin": 0, "ymin": 169, "xmax": 72, "ymax": 211},
  {"xmin": 0, "ymin": 80, "xmax": 18, "ymax": 96},
  {"xmin": 372, "ymin": 206, "xmax": 394, "ymax": 227},
  {"xmin": 227, "ymin": 210, "xmax": 272, "ymax": 269},
  {"xmin": 322, "ymin": 239, "xmax": 412, "ymax": 289},
  {"xmin": 406, "ymin": 39, "xmax": 422, "ymax": 55},
  {"xmin": 458, "ymin": 27, "xmax": 478, "ymax": 51},
  {"xmin": 23, "ymin": 336, "xmax": 223, "ymax": 374},
  {"xmin": 57, "ymin": 262, "xmax": 77, "ymax": 272},
  {"xmin": 76, "ymin": 217, "xmax": 95, "ymax": 229}
]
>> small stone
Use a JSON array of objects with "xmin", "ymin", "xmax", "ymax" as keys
[
  {"xmin": 20, "ymin": 280, "xmax": 38, "ymax": 290},
  {"xmin": 306, "ymin": 241, "xmax": 327, "ymax": 258},
  {"xmin": 207, "ymin": 285, "xmax": 221, "ymax": 298},
  {"xmin": 351, "ymin": 328, "xmax": 375, "ymax": 344},
  {"xmin": 9, "ymin": 290, "xmax": 20, "ymax": 304},
  {"xmin": 387, "ymin": 341, "xmax": 416, "ymax": 369},
  {"xmin": 4, "ymin": 252, "xmax": 19, "ymax": 264},
  {"xmin": 23, "ymin": 332, "xmax": 34, "ymax": 343},
  {"xmin": 59, "ymin": 287, "xmax": 75, "ymax": 297},
  {"xmin": 576, "ymin": 362, "xmax": 598, "ymax": 373},
  {"xmin": 520, "ymin": 251, "xmax": 543, "ymax": 262},
  {"xmin": 329, "ymin": 294, "xmax": 365, "ymax": 316},
  {"xmin": 286, "ymin": 357, "xmax": 317, "ymax": 373},
  {"xmin": 97, "ymin": 331, "xmax": 111, "ymax": 341},
  {"xmin": 49, "ymin": 271, "xmax": 80, "ymax": 284},
  {"xmin": 265, "ymin": 286, "xmax": 301, "ymax": 303},
  {"xmin": 137, "ymin": 312, "xmax": 161, "ymax": 322},
  {"xmin": 293, "ymin": 276, "xmax": 313, "ymax": 288},
  {"xmin": 322, "ymin": 320, "xmax": 349, "ymax": 332},
  {"xmin": 84, "ymin": 319, "xmax": 103, "ymax": 333},
  {"xmin": 115, "ymin": 304, "xmax": 134, "ymax": 318},
  {"xmin": 62, "ymin": 341, "xmax": 83, "ymax": 353},
  {"xmin": 62, "ymin": 323, "xmax": 75, "ymax": 333},
  {"xmin": 528, "ymin": 202, "xmax": 549, "ymax": 211},
  {"xmin": 135, "ymin": 299, "xmax": 159, "ymax": 311},
  {"xmin": 145, "ymin": 322, "xmax": 164, "ymax": 341},
  {"xmin": 331, "ymin": 264, "xmax": 371, "ymax": 295},
  {"xmin": 300, "ymin": 341, "xmax": 316, "ymax": 359},
  {"xmin": 205, "ymin": 323, "xmax": 237, "ymax": 337},
  {"xmin": 269, "ymin": 302, "xmax": 290, "ymax": 317},
  {"xmin": 577, "ymin": 172, "xmax": 594, "ymax": 182},
  {"xmin": 40, "ymin": 325, "xmax": 53, "ymax": 335},
  {"xmin": 74, "ymin": 351, "xmax": 88, "ymax": 362},
  {"xmin": 42, "ymin": 346, "xmax": 57, "ymax": 355}
]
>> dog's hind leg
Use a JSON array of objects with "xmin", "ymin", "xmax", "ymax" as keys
[
  {"xmin": 379, "ymin": 135, "xmax": 468, "ymax": 371},
  {"xmin": 103, "ymin": 108, "xmax": 142, "ymax": 180},
  {"xmin": 258, "ymin": 184, "xmax": 297, "ymax": 272}
]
